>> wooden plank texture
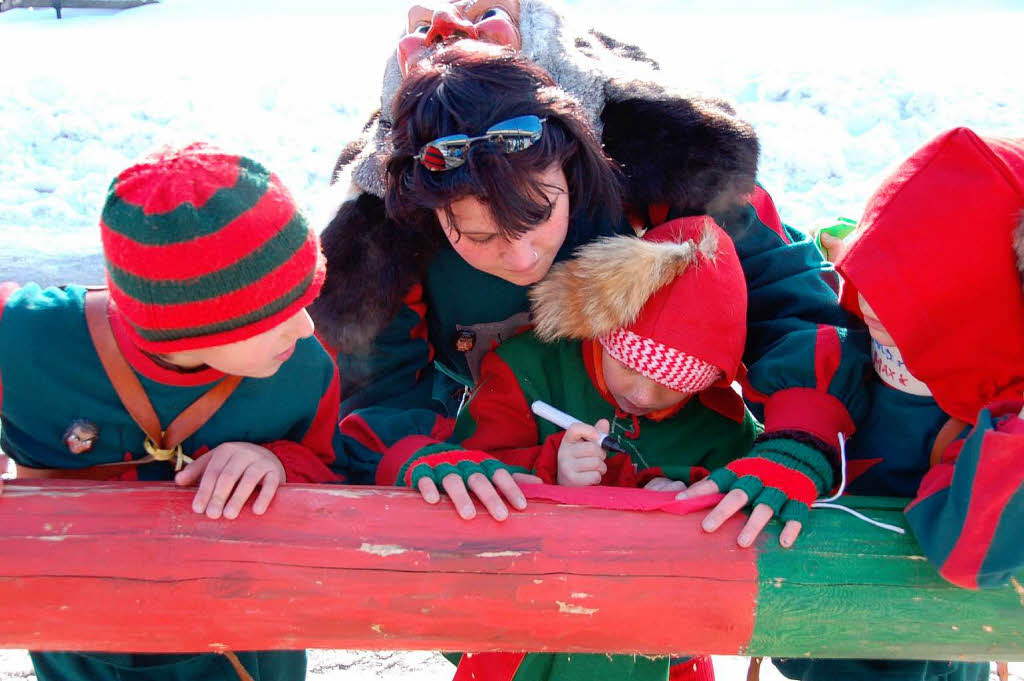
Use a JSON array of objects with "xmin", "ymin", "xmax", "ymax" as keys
[{"xmin": 0, "ymin": 481, "xmax": 1021, "ymax": 660}]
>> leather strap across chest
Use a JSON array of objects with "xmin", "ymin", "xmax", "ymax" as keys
[
  {"xmin": 15, "ymin": 290, "xmax": 241, "ymax": 480},
  {"xmin": 84, "ymin": 290, "xmax": 242, "ymax": 454}
]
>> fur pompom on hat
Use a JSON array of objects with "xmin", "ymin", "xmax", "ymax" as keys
[
  {"xmin": 530, "ymin": 216, "xmax": 747, "ymax": 392},
  {"xmin": 100, "ymin": 142, "xmax": 326, "ymax": 353},
  {"xmin": 837, "ymin": 127, "xmax": 1024, "ymax": 424}
]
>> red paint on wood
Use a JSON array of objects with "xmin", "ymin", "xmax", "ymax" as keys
[{"xmin": 0, "ymin": 481, "xmax": 758, "ymax": 654}]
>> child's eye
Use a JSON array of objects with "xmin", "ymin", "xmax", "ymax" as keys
[
  {"xmin": 478, "ymin": 6, "xmax": 513, "ymax": 22},
  {"xmin": 467, "ymin": 234, "xmax": 497, "ymax": 245},
  {"xmin": 411, "ymin": 23, "xmax": 430, "ymax": 35}
]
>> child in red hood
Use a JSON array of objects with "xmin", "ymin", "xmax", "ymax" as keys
[
  {"xmin": 776, "ymin": 127, "xmax": 1024, "ymax": 681},
  {"xmin": 425, "ymin": 215, "xmax": 760, "ymax": 681}
]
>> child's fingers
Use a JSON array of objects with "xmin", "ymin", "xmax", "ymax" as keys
[
  {"xmin": 700, "ymin": 488, "xmax": 749, "ymax": 533},
  {"xmin": 819, "ymin": 232, "xmax": 846, "ymax": 262},
  {"xmin": 441, "ymin": 473, "xmax": 477, "ymax": 519},
  {"xmin": 417, "ymin": 476, "xmax": 442, "ymax": 504},
  {"xmin": 175, "ymin": 453, "xmax": 211, "ymax": 487},
  {"xmin": 779, "ymin": 520, "xmax": 803, "ymax": 548},
  {"xmin": 646, "ymin": 478, "xmax": 686, "ymax": 492},
  {"xmin": 674, "ymin": 477, "xmax": 720, "ymax": 500},
  {"xmin": 594, "ymin": 418, "xmax": 610, "ymax": 435},
  {"xmin": 190, "ymin": 453, "xmax": 229, "ymax": 513},
  {"xmin": 737, "ymin": 503, "xmax": 775, "ymax": 547},
  {"xmin": 511, "ymin": 472, "xmax": 543, "ymax": 485},
  {"xmin": 250, "ymin": 469, "xmax": 282, "ymax": 516},
  {"xmin": 573, "ymin": 456, "xmax": 607, "ymax": 473},
  {"xmin": 466, "ymin": 472, "xmax": 509, "ymax": 521},
  {"xmin": 491, "ymin": 468, "xmax": 528, "ymax": 510},
  {"xmin": 203, "ymin": 456, "xmax": 252, "ymax": 519},
  {"xmin": 221, "ymin": 465, "xmax": 266, "ymax": 520},
  {"xmin": 575, "ymin": 470, "xmax": 602, "ymax": 486},
  {"xmin": 563, "ymin": 422, "xmax": 598, "ymax": 444}
]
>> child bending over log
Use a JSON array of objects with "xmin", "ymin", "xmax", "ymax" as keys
[
  {"xmin": 0, "ymin": 143, "xmax": 347, "ymax": 681},
  {"xmin": 396, "ymin": 216, "xmax": 761, "ymax": 681},
  {"xmin": 771, "ymin": 127, "xmax": 1024, "ymax": 681}
]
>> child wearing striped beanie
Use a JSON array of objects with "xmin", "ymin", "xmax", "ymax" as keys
[{"xmin": 0, "ymin": 143, "xmax": 343, "ymax": 681}]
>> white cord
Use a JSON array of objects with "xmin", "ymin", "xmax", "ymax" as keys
[
  {"xmin": 811, "ymin": 432, "xmax": 906, "ymax": 535},
  {"xmin": 813, "ymin": 502, "xmax": 906, "ymax": 534}
]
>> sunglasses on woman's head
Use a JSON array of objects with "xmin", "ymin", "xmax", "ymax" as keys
[{"xmin": 416, "ymin": 115, "xmax": 547, "ymax": 171}]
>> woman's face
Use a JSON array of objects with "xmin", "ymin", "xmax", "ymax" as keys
[
  {"xmin": 434, "ymin": 165, "xmax": 570, "ymax": 286},
  {"xmin": 399, "ymin": 1, "xmax": 521, "ymax": 76}
]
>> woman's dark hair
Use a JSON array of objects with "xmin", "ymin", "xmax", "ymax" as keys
[{"xmin": 385, "ymin": 43, "xmax": 622, "ymax": 242}]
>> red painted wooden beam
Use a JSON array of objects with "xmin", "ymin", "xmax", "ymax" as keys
[
  {"xmin": 1, "ymin": 480, "xmax": 754, "ymax": 654},
  {"xmin": 1, "ymin": 481, "xmax": 1022, "ymax": 660}
]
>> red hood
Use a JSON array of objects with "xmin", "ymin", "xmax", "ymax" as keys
[{"xmin": 838, "ymin": 127, "xmax": 1024, "ymax": 424}]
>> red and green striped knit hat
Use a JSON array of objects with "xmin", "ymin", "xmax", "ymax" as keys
[{"xmin": 100, "ymin": 142, "xmax": 326, "ymax": 353}]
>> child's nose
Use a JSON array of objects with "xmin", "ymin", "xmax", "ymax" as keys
[{"xmin": 425, "ymin": 6, "xmax": 478, "ymax": 45}]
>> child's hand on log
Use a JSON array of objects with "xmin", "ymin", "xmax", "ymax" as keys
[
  {"xmin": 402, "ymin": 448, "xmax": 542, "ymax": 521},
  {"xmin": 175, "ymin": 442, "xmax": 285, "ymax": 520},
  {"xmin": 557, "ymin": 419, "xmax": 610, "ymax": 487},
  {"xmin": 643, "ymin": 476, "xmax": 688, "ymax": 492},
  {"xmin": 676, "ymin": 438, "xmax": 833, "ymax": 549}
]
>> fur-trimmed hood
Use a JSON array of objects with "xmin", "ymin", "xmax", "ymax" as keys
[
  {"xmin": 838, "ymin": 127, "xmax": 1024, "ymax": 425},
  {"xmin": 531, "ymin": 216, "xmax": 748, "ymax": 385},
  {"xmin": 313, "ymin": 0, "xmax": 760, "ymax": 352}
]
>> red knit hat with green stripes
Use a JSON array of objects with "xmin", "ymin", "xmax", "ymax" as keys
[{"xmin": 100, "ymin": 143, "xmax": 325, "ymax": 353}]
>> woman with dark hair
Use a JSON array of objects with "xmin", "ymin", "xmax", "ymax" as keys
[
  {"xmin": 386, "ymin": 44, "xmax": 623, "ymax": 287},
  {"xmin": 325, "ymin": 37, "xmax": 867, "ymax": 552}
]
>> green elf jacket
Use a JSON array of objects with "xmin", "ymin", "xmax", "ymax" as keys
[
  {"xmin": 392, "ymin": 334, "xmax": 759, "ymax": 681},
  {"xmin": 333, "ymin": 190, "xmax": 867, "ymax": 487},
  {"xmin": 0, "ymin": 283, "xmax": 348, "ymax": 681}
]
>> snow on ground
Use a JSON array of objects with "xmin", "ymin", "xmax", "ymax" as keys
[
  {"xmin": 1, "ymin": 0, "xmax": 1022, "ymax": 285},
  {"xmin": 1, "ymin": 1, "xmax": 1023, "ymax": 679},
  {"xmin": 0, "ymin": 650, "xmax": 1021, "ymax": 681}
]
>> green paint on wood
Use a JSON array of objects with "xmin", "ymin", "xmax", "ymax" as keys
[{"xmin": 748, "ymin": 496, "xmax": 1024, "ymax": 662}]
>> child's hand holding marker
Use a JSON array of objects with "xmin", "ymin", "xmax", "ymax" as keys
[
  {"xmin": 530, "ymin": 401, "xmax": 630, "ymax": 487},
  {"xmin": 557, "ymin": 419, "xmax": 611, "ymax": 487}
]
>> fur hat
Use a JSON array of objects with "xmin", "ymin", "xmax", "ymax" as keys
[
  {"xmin": 837, "ymin": 127, "xmax": 1024, "ymax": 424},
  {"xmin": 530, "ymin": 216, "xmax": 747, "ymax": 392},
  {"xmin": 101, "ymin": 143, "xmax": 325, "ymax": 353}
]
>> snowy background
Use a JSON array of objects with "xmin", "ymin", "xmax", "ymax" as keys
[
  {"xmin": 1, "ymin": 0, "xmax": 1023, "ymax": 679},
  {"xmin": 2, "ymin": 0, "xmax": 1023, "ymax": 286}
]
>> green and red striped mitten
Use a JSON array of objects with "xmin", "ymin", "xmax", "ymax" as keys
[
  {"xmin": 396, "ymin": 443, "xmax": 528, "ymax": 489},
  {"xmin": 706, "ymin": 437, "xmax": 834, "ymax": 525}
]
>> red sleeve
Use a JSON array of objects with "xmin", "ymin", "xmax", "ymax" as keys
[
  {"xmin": 905, "ymin": 401, "xmax": 1024, "ymax": 589},
  {"xmin": 457, "ymin": 351, "xmax": 553, "ymax": 476},
  {"xmin": 264, "ymin": 360, "xmax": 346, "ymax": 484}
]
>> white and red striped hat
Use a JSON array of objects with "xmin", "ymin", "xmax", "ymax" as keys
[{"xmin": 530, "ymin": 215, "xmax": 748, "ymax": 393}]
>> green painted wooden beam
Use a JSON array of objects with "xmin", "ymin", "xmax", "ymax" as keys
[{"xmin": 750, "ymin": 496, "xmax": 1024, "ymax": 662}]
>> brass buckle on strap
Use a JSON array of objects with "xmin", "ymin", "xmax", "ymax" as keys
[{"xmin": 143, "ymin": 436, "xmax": 193, "ymax": 472}]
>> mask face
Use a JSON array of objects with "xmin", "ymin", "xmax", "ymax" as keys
[{"xmin": 398, "ymin": 1, "xmax": 521, "ymax": 76}]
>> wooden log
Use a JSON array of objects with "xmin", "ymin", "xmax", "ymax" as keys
[{"xmin": 0, "ymin": 481, "xmax": 1021, "ymax": 661}]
